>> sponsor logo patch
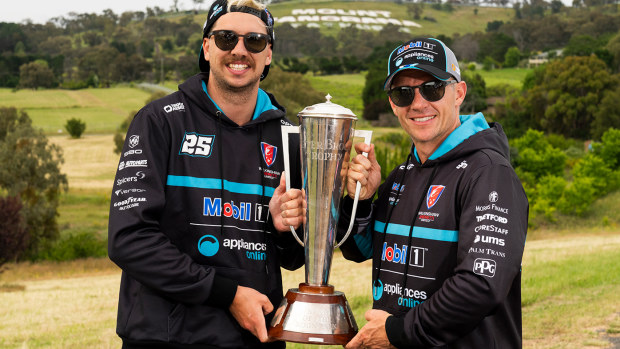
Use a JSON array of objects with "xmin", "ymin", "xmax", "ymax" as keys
[
  {"xmin": 261, "ymin": 142, "xmax": 277, "ymax": 167},
  {"xmin": 426, "ymin": 185, "xmax": 445, "ymax": 209},
  {"xmin": 473, "ymin": 258, "xmax": 496, "ymax": 277}
]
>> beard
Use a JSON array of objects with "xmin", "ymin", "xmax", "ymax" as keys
[{"xmin": 210, "ymin": 61, "xmax": 261, "ymax": 103}]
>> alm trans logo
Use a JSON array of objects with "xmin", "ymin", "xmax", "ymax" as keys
[
  {"xmin": 198, "ymin": 235, "xmax": 219, "ymax": 257},
  {"xmin": 372, "ymin": 279, "xmax": 383, "ymax": 301}
]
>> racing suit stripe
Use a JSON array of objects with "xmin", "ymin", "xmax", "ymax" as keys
[
  {"xmin": 167, "ymin": 175, "xmax": 276, "ymax": 196},
  {"xmin": 374, "ymin": 221, "xmax": 459, "ymax": 242}
]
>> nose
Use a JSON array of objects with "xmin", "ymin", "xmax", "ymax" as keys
[
  {"xmin": 409, "ymin": 87, "xmax": 427, "ymax": 109},
  {"xmin": 230, "ymin": 36, "xmax": 248, "ymax": 55}
]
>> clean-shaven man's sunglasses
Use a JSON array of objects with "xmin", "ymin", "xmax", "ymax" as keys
[
  {"xmin": 388, "ymin": 80, "xmax": 457, "ymax": 107},
  {"xmin": 207, "ymin": 30, "xmax": 271, "ymax": 54}
]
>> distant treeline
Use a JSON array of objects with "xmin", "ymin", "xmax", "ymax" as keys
[{"xmin": 1, "ymin": 1, "xmax": 620, "ymax": 90}]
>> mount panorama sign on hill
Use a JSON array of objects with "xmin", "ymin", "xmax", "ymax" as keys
[{"xmin": 275, "ymin": 8, "xmax": 422, "ymax": 32}]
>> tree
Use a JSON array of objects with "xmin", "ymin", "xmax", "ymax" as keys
[
  {"xmin": 259, "ymin": 66, "xmax": 324, "ymax": 120},
  {"xmin": 504, "ymin": 46, "xmax": 521, "ymax": 68},
  {"xmin": 460, "ymin": 71, "xmax": 487, "ymax": 114},
  {"xmin": 0, "ymin": 107, "xmax": 68, "ymax": 258},
  {"xmin": 18, "ymin": 60, "xmax": 56, "ymax": 89},
  {"xmin": 0, "ymin": 196, "xmax": 28, "ymax": 269},
  {"xmin": 523, "ymin": 56, "xmax": 618, "ymax": 139}
]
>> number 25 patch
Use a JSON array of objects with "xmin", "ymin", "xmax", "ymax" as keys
[{"xmin": 179, "ymin": 132, "xmax": 215, "ymax": 158}]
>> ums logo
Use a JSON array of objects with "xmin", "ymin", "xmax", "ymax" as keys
[{"xmin": 198, "ymin": 235, "xmax": 219, "ymax": 257}]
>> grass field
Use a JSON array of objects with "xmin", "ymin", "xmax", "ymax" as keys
[
  {"xmin": 1, "ymin": 232, "xmax": 619, "ymax": 349},
  {"xmin": 1, "ymin": 77, "xmax": 618, "ymax": 348}
]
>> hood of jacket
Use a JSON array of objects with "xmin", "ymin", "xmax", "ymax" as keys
[
  {"xmin": 178, "ymin": 72, "xmax": 287, "ymax": 127},
  {"xmin": 412, "ymin": 112, "xmax": 511, "ymax": 166}
]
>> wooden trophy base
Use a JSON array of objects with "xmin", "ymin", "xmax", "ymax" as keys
[{"xmin": 268, "ymin": 283, "xmax": 358, "ymax": 345}]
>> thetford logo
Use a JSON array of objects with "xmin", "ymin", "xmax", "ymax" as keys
[
  {"xmin": 203, "ymin": 198, "xmax": 251, "ymax": 221},
  {"xmin": 426, "ymin": 185, "xmax": 445, "ymax": 209},
  {"xmin": 261, "ymin": 142, "xmax": 277, "ymax": 167},
  {"xmin": 475, "ymin": 213, "xmax": 508, "ymax": 224},
  {"xmin": 164, "ymin": 103, "xmax": 185, "ymax": 113},
  {"xmin": 372, "ymin": 279, "xmax": 383, "ymax": 301},
  {"xmin": 128, "ymin": 135, "xmax": 139, "ymax": 148},
  {"xmin": 198, "ymin": 235, "xmax": 219, "ymax": 257},
  {"xmin": 473, "ymin": 258, "xmax": 496, "ymax": 278}
]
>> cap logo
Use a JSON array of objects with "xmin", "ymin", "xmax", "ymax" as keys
[
  {"xmin": 395, "ymin": 58, "xmax": 404, "ymax": 67},
  {"xmin": 265, "ymin": 9, "xmax": 273, "ymax": 27},
  {"xmin": 210, "ymin": 4, "xmax": 223, "ymax": 19}
]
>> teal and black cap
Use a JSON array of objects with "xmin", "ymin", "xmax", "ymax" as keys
[
  {"xmin": 198, "ymin": 0, "xmax": 275, "ymax": 80},
  {"xmin": 384, "ymin": 37, "xmax": 461, "ymax": 91}
]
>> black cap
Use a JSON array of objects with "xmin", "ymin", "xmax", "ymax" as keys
[
  {"xmin": 198, "ymin": 0, "xmax": 275, "ymax": 81},
  {"xmin": 384, "ymin": 37, "xmax": 461, "ymax": 91}
]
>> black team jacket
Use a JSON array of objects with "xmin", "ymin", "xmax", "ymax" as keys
[
  {"xmin": 108, "ymin": 73, "xmax": 304, "ymax": 349},
  {"xmin": 338, "ymin": 114, "xmax": 528, "ymax": 348}
]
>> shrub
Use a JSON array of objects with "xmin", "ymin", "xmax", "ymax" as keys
[
  {"xmin": 38, "ymin": 232, "xmax": 107, "ymax": 261},
  {"xmin": 374, "ymin": 132, "xmax": 412, "ymax": 181},
  {"xmin": 65, "ymin": 118, "xmax": 86, "ymax": 138}
]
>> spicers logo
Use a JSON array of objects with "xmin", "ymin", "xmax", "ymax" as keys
[
  {"xmin": 426, "ymin": 185, "xmax": 445, "ymax": 209},
  {"xmin": 261, "ymin": 142, "xmax": 277, "ymax": 167}
]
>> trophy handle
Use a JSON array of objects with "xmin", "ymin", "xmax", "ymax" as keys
[
  {"xmin": 281, "ymin": 125, "xmax": 305, "ymax": 247},
  {"xmin": 335, "ymin": 129, "xmax": 373, "ymax": 249}
]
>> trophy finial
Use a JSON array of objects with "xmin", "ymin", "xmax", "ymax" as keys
[{"xmin": 325, "ymin": 94, "xmax": 332, "ymax": 103}]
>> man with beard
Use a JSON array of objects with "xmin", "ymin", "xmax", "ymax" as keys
[{"xmin": 108, "ymin": 1, "xmax": 305, "ymax": 348}]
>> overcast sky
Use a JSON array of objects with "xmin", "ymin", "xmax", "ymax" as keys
[{"xmin": 0, "ymin": 0, "xmax": 211, "ymax": 24}]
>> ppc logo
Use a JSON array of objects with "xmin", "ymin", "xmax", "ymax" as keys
[
  {"xmin": 473, "ymin": 258, "xmax": 496, "ymax": 278},
  {"xmin": 198, "ymin": 235, "xmax": 219, "ymax": 257},
  {"xmin": 372, "ymin": 279, "xmax": 383, "ymax": 301},
  {"xmin": 261, "ymin": 142, "xmax": 277, "ymax": 167},
  {"xmin": 426, "ymin": 185, "xmax": 445, "ymax": 209}
]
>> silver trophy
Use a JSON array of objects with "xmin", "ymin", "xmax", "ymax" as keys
[{"xmin": 268, "ymin": 95, "xmax": 372, "ymax": 345}]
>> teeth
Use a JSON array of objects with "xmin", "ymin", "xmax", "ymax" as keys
[
  {"xmin": 229, "ymin": 64, "xmax": 248, "ymax": 70},
  {"xmin": 415, "ymin": 116, "xmax": 435, "ymax": 122}
]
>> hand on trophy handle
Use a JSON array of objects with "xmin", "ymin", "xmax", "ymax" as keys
[
  {"xmin": 344, "ymin": 309, "xmax": 396, "ymax": 349},
  {"xmin": 346, "ymin": 142, "xmax": 381, "ymax": 201},
  {"xmin": 229, "ymin": 285, "xmax": 274, "ymax": 343},
  {"xmin": 269, "ymin": 172, "xmax": 306, "ymax": 233}
]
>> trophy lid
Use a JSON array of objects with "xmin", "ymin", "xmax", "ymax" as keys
[{"xmin": 298, "ymin": 94, "xmax": 357, "ymax": 120}]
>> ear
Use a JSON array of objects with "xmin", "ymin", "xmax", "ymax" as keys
[
  {"xmin": 454, "ymin": 81, "xmax": 467, "ymax": 108},
  {"xmin": 202, "ymin": 37, "xmax": 210, "ymax": 62},
  {"xmin": 264, "ymin": 45, "xmax": 272, "ymax": 66}
]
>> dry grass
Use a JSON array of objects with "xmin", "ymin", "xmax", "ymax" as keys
[
  {"xmin": 1, "ymin": 234, "xmax": 618, "ymax": 349},
  {"xmin": 49, "ymin": 134, "xmax": 118, "ymax": 191}
]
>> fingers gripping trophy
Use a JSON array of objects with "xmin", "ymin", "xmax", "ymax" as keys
[{"xmin": 268, "ymin": 95, "xmax": 372, "ymax": 345}]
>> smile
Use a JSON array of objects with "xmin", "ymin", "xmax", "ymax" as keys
[
  {"xmin": 413, "ymin": 115, "xmax": 435, "ymax": 122},
  {"xmin": 228, "ymin": 63, "xmax": 249, "ymax": 71}
]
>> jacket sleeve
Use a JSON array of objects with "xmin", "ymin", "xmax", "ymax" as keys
[
  {"xmin": 386, "ymin": 163, "xmax": 528, "ymax": 347},
  {"xmin": 337, "ymin": 195, "xmax": 376, "ymax": 263},
  {"xmin": 107, "ymin": 106, "xmax": 237, "ymax": 308}
]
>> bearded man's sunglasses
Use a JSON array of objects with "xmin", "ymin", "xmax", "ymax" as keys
[
  {"xmin": 387, "ymin": 80, "xmax": 457, "ymax": 107},
  {"xmin": 207, "ymin": 30, "xmax": 271, "ymax": 54}
]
